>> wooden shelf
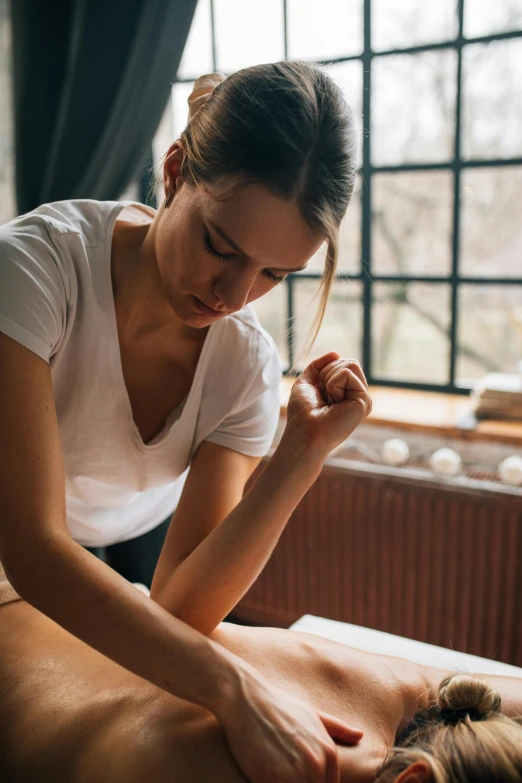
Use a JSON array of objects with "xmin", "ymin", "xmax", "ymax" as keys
[{"xmin": 279, "ymin": 379, "xmax": 522, "ymax": 446}]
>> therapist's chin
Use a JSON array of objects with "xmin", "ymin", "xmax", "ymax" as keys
[
  {"xmin": 171, "ymin": 293, "xmax": 230, "ymax": 329},
  {"xmin": 189, "ymin": 294, "xmax": 231, "ymax": 322}
]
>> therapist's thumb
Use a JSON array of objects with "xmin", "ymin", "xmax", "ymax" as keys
[{"xmin": 317, "ymin": 710, "xmax": 364, "ymax": 746}]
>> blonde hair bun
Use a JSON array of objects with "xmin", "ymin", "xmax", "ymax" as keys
[{"xmin": 438, "ymin": 674, "xmax": 502, "ymax": 720}]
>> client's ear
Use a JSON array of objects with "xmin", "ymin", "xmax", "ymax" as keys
[{"xmin": 394, "ymin": 761, "xmax": 433, "ymax": 783}]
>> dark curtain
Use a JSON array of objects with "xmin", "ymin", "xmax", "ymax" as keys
[{"xmin": 10, "ymin": 0, "xmax": 198, "ymax": 214}]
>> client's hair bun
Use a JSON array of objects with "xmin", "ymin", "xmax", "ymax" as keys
[{"xmin": 438, "ymin": 674, "xmax": 502, "ymax": 720}]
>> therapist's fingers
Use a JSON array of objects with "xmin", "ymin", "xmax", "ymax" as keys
[
  {"xmin": 319, "ymin": 358, "xmax": 369, "ymax": 397},
  {"xmin": 317, "ymin": 710, "xmax": 364, "ymax": 746}
]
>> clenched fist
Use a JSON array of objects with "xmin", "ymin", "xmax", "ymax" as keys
[{"xmin": 285, "ymin": 351, "xmax": 372, "ymax": 457}]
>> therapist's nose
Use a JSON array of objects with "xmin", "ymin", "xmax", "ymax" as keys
[{"xmin": 213, "ymin": 267, "xmax": 257, "ymax": 313}]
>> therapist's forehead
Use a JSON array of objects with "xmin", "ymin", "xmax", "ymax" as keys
[{"xmin": 197, "ymin": 181, "xmax": 323, "ymax": 269}]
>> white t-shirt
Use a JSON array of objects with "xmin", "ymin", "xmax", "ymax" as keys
[{"xmin": 0, "ymin": 200, "xmax": 282, "ymax": 547}]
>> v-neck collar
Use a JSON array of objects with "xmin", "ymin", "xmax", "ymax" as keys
[{"xmin": 102, "ymin": 201, "xmax": 219, "ymax": 451}]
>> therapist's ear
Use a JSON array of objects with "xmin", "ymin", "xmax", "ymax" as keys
[
  {"xmin": 163, "ymin": 142, "xmax": 186, "ymax": 205},
  {"xmin": 393, "ymin": 761, "xmax": 433, "ymax": 783}
]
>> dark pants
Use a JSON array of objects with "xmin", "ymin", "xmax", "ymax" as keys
[{"xmin": 84, "ymin": 516, "xmax": 171, "ymax": 589}]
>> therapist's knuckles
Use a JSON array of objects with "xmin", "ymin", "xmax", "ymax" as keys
[
  {"xmin": 291, "ymin": 357, "xmax": 371, "ymax": 433},
  {"xmin": 318, "ymin": 357, "xmax": 365, "ymax": 391},
  {"xmin": 320, "ymin": 360, "xmax": 370, "ymax": 405}
]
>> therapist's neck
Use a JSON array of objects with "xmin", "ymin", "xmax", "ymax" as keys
[{"xmin": 112, "ymin": 217, "xmax": 198, "ymax": 346}]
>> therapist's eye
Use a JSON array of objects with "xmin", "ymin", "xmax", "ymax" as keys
[
  {"xmin": 203, "ymin": 229, "xmax": 285, "ymax": 284},
  {"xmin": 203, "ymin": 229, "xmax": 235, "ymax": 261},
  {"xmin": 263, "ymin": 270, "xmax": 285, "ymax": 283}
]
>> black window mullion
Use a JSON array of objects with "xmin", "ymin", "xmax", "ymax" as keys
[
  {"xmin": 449, "ymin": 0, "xmax": 465, "ymax": 387},
  {"xmin": 371, "ymin": 157, "xmax": 522, "ymax": 174},
  {"xmin": 294, "ymin": 273, "xmax": 522, "ymax": 285},
  {"xmin": 361, "ymin": 0, "xmax": 373, "ymax": 378},
  {"xmin": 286, "ymin": 276, "xmax": 295, "ymax": 370},
  {"xmin": 283, "ymin": 0, "xmax": 294, "ymax": 372}
]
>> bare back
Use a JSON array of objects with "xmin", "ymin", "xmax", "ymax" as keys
[
  {"xmin": 1, "ymin": 599, "xmax": 521, "ymax": 783},
  {"xmin": 0, "ymin": 599, "xmax": 419, "ymax": 783}
]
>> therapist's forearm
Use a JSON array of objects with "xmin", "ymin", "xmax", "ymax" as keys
[
  {"xmin": 3, "ymin": 533, "xmax": 241, "ymax": 716},
  {"xmin": 154, "ymin": 433, "xmax": 326, "ymax": 635}
]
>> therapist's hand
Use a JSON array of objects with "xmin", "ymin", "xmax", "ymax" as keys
[
  {"xmin": 217, "ymin": 658, "xmax": 363, "ymax": 783},
  {"xmin": 284, "ymin": 352, "xmax": 372, "ymax": 458}
]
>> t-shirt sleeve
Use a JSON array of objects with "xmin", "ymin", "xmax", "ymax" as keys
[
  {"xmin": 205, "ymin": 338, "xmax": 282, "ymax": 458},
  {"xmin": 0, "ymin": 220, "xmax": 68, "ymax": 363}
]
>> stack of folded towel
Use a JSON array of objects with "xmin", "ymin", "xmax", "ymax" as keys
[{"xmin": 472, "ymin": 369, "xmax": 522, "ymax": 420}]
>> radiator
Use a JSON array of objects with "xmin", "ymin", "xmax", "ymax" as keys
[{"xmin": 235, "ymin": 458, "xmax": 522, "ymax": 667}]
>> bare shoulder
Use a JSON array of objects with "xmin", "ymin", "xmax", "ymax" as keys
[
  {"xmin": 211, "ymin": 623, "xmax": 396, "ymax": 782},
  {"xmin": 212, "ymin": 622, "xmax": 408, "ymax": 719}
]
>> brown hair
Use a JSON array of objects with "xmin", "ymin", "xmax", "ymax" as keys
[
  {"xmin": 375, "ymin": 674, "xmax": 522, "ymax": 782},
  {"xmin": 177, "ymin": 60, "xmax": 358, "ymax": 359}
]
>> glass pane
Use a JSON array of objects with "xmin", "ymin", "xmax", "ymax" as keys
[
  {"xmin": 339, "ymin": 174, "xmax": 362, "ymax": 273},
  {"xmin": 372, "ymin": 0, "xmax": 458, "ymax": 51},
  {"xmin": 460, "ymin": 167, "xmax": 522, "ymax": 278},
  {"xmin": 214, "ymin": 0, "xmax": 284, "ymax": 73},
  {"xmin": 251, "ymin": 282, "xmax": 289, "ymax": 367},
  {"xmin": 462, "ymin": 39, "xmax": 522, "ymax": 160},
  {"xmin": 372, "ymin": 50, "xmax": 457, "ymax": 165},
  {"xmin": 297, "ymin": 174, "xmax": 362, "ymax": 276},
  {"xmin": 293, "ymin": 279, "xmax": 363, "ymax": 370},
  {"xmin": 177, "ymin": 0, "xmax": 213, "ymax": 80},
  {"xmin": 372, "ymin": 283, "xmax": 451, "ymax": 383},
  {"xmin": 321, "ymin": 59, "xmax": 363, "ymax": 168},
  {"xmin": 456, "ymin": 285, "xmax": 522, "ymax": 385},
  {"xmin": 172, "ymin": 82, "xmax": 195, "ymax": 141},
  {"xmin": 287, "ymin": 0, "xmax": 363, "ymax": 59},
  {"xmin": 372, "ymin": 171, "xmax": 453, "ymax": 276},
  {"xmin": 464, "ymin": 0, "xmax": 522, "ymax": 38}
]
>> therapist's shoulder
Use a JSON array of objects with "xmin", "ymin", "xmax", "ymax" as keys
[
  {"xmin": 1, "ymin": 199, "xmax": 122, "ymax": 251},
  {"xmin": 0, "ymin": 203, "xmax": 76, "ymax": 299},
  {"xmin": 0, "ymin": 200, "xmax": 126, "ymax": 318}
]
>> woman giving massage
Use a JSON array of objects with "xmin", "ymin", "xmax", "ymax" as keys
[{"xmin": 1, "ymin": 60, "xmax": 521, "ymax": 782}]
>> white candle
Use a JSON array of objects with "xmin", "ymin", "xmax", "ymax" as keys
[
  {"xmin": 381, "ymin": 438, "xmax": 410, "ymax": 466},
  {"xmin": 430, "ymin": 447, "xmax": 462, "ymax": 476},
  {"xmin": 498, "ymin": 455, "xmax": 522, "ymax": 487}
]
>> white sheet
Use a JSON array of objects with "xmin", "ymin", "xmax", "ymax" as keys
[{"xmin": 290, "ymin": 615, "xmax": 522, "ymax": 678}]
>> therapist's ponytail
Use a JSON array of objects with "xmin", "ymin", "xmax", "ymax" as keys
[{"xmin": 178, "ymin": 60, "xmax": 358, "ymax": 366}]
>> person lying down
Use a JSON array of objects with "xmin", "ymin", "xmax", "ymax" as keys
[{"xmin": 1, "ymin": 594, "xmax": 521, "ymax": 782}]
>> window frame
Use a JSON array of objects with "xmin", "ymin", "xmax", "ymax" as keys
[{"xmin": 168, "ymin": 0, "xmax": 522, "ymax": 395}]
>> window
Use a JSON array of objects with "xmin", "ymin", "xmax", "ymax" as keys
[{"xmin": 156, "ymin": 0, "xmax": 522, "ymax": 393}]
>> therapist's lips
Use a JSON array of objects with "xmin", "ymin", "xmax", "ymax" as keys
[{"xmin": 191, "ymin": 295, "xmax": 226, "ymax": 318}]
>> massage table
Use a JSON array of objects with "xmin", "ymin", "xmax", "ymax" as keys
[{"xmin": 290, "ymin": 614, "xmax": 522, "ymax": 678}]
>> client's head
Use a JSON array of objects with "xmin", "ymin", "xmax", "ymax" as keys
[{"xmin": 374, "ymin": 673, "xmax": 522, "ymax": 783}]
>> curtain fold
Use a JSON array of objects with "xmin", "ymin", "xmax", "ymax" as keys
[{"xmin": 10, "ymin": 0, "xmax": 198, "ymax": 214}]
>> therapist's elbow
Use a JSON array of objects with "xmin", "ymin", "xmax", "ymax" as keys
[{"xmin": 152, "ymin": 589, "xmax": 219, "ymax": 637}]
